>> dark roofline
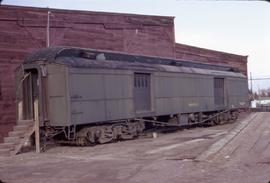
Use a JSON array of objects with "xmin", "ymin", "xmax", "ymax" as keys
[
  {"xmin": 24, "ymin": 46, "xmax": 241, "ymax": 73},
  {"xmin": 0, "ymin": 5, "xmax": 175, "ymax": 20}
]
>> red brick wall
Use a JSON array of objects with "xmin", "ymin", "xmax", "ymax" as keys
[
  {"xmin": 175, "ymin": 43, "xmax": 248, "ymax": 76},
  {"xmin": 0, "ymin": 57, "xmax": 22, "ymax": 142},
  {"xmin": 0, "ymin": 5, "xmax": 175, "ymax": 142},
  {"xmin": 0, "ymin": 5, "xmax": 175, "ymax": 56}
]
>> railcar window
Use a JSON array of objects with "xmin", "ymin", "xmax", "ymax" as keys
[
  {"xmin": 134, "ymin": 77, "xmax": 137, "ymax": 87},
  {"xmin": 138, "ymin": 76, "xmax": 141, "ymax": 87},
  {"xmin": 134, "ymin": 74, "xmax": 150, "ymax": 88}
]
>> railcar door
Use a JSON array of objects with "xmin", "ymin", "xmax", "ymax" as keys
[
  {"xmin": 134, "ymin": 73, "xmax": 151, "ymax": 112},
  {"xmin": 214, "ymin": 78, "xmax": 225, "ymax": 108},
  {"xmin": 19, "ymin": 69, "xmax": 39, "ymax": 120}
]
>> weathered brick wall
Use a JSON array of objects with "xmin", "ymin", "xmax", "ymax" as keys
[
  {"xmin": 0, "ymin": 5, "xmax": 175, "ymax": 142},
  {"xmin": 0, "ymin": 63, "xmax": 18, "ymax": 142},
  {"xmin": 175, "ymin": 43, "xmax": 248, "ymax": 76}
]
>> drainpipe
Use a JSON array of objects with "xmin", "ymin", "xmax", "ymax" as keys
[{"xmin": 46, "ymin": 10, "xmax": 51, "ymax": 48}]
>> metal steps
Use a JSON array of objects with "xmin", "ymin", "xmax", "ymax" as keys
[{"xmin": 0, "ymin": 120, "xmax": 34, "ymax": 157}]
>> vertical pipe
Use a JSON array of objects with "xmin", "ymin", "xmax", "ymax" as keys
[
  {"xmin": 35, "ymin": 69, "xmax": 43, "ymax": 153},
  {"xmin": 250, "ymin": 72, "xmax": 253, "ymax": 95},
  {"xmin": 34, "ymin": 99, "xmax": 40, "ymax": 153},
  {"xmin": 46, "ymin": 10, "xmax": 51, "ymax": 48}
]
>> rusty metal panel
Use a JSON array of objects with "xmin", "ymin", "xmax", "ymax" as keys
[
  {"xmin": 69, "ymin": 73, "xmax": 105, "ymax": 100},
  {"xmin": 104, "ymin": 74, "xmax": 133, "ymax": 99},
  {"xmin": 155, "ymin": 76, "xmax": 180, "ymax": 98},
  {"xmin": 104, "ymin": 74, "xmax": 134, "ymax": 120},
  {"xmin": 227, "ymin": 78, "xmax": 249, "ymax": 108},
  {"xmin": 70, "ymin": 100, "xmax": 106, "ymax": 124},
  {"xmin": 68, "ymin": 68, "xmax": 134, "ymax": 125},
  {"xmin": 47, "ymin": 64, "xmax": 69, "ymax": 126},
  {"xmin": 156, "ymin": 97, "xmax": 182, "ymax": 114},
  {"xmin": 154, "ymin": 72, "xmax": 215, "ymax": 115},
  {"xmin": 69, "ymin": 72, "xmax": 106, "ymax": 125},
  {"xmin": 106, "ymin": 99, "xmax": 133, "ymax": 120}
]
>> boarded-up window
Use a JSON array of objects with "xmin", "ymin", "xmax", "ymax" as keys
[{"xmin": 214, "ymin": 78, "xmax": 225, "ymax": 107}]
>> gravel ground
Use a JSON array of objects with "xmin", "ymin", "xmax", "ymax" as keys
[{"xmin": 0, "ymin": 112, "xmax": 269, "ymax": 183}]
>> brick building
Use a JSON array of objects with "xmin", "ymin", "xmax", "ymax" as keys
[
  {"xmin": 0, "ymin": 5, "xmax": 247, "ymax": 142},
  {"xmin": 175, "ymin": 43, "xmax": 248, "ymax": 75}
]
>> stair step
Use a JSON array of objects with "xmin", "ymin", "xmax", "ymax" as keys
[
  {"xmin": 0, "ymin": 142, "xmax": 17, "ymax": 150},
  {"xmin": 14, "ymin": 125, "xmax": 32, "ymax": 131},
  {"xmin": 4, "ymin": 136, "xmax": 21, "ymax": 143},
  {"xmin": 8, "ymin": 130, "xmax": 26, "ymax": 137},
  {"xmin": 17, "ymin": 120, "xmax": 34, "ymax": 126},
  {"xmin": 0, "ymin": 148, "xmax": 11, "ymax": 156}
]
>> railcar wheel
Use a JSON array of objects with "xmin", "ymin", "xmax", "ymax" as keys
[
  {"xmin": 75, "ymin": 120, "xmax": 145, "ymax": 145},
  {"xmin": 76, "ymin": 137, "xmax": 89, "ymax": 146},
  {"xmin": 96, "ymin": 126, "xmax": 114, "ymax": 144},
  {"xmin": 213, "ymin": 116, "xmax": 221, "ymax": 125},
  {"xmin": 120, "ymin": 123, "xmax": 138, "ymax": 140},
  {"xmin": 76, "ymin": 128, "xmax": 90, "ymax": 146},
  {"xmin": 40, "ymin": 129, "xmax": 47, "ymax": 152}
]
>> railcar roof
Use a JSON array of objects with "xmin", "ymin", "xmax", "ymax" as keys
[{"xmin": 24, "ymin": 47, "xmax": 246, "ymax": 78}]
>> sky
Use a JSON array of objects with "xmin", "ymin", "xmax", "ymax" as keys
[{"xmin": 2, "ymin": 0, "xmax": 270, "ymax": 91}]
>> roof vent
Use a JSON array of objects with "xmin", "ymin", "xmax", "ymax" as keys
[
  {"xmin": 96, "ymin": 53, "xmax": 106, "ymax": 61},
  {"xmin": 81, "ymin": 51, "xmax": 97, "ymax": 59}
]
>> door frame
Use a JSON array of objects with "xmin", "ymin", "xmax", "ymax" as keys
[{"xmin": 17, "ymin": 64, "xmax": 46, "ymax": 126}]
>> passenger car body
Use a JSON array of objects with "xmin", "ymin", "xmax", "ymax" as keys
[{"xmin": 15, "ymin": 47, "xmax": 249, "ymax": 143}]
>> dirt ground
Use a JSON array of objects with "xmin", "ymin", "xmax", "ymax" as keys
[{"xmin": 0, "ymin": 112, "xmax": 269, "ymax": 183}]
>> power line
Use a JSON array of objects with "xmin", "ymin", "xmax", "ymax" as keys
[
  {"xmin": 249, "ymin": 78, "xmax": 270, "ymax": 81},
  {"xmin": 176, "ymin": 0, "xmax": 270, "ymax": 2}
]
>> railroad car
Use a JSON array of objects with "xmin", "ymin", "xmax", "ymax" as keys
[{"xmin": 15, "ymin": 47, "xmax": 249, "ymax": 145}]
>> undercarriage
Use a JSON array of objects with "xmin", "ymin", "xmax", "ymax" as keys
[{"xmin": 41, "ymin": 109, "xmax": 240, "ymax": 147}]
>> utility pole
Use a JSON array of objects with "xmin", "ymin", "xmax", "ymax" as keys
[
  {"xmin": 46, "ymin": 10, "xmax": 51, "ymax": 48},
  {"xmin": 250, "ymin": 72, "xmax": 253, "ymax": 94}
]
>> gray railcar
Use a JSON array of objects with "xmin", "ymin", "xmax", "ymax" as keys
[{"xmin": 16, "ymin": 47, "xmax": 249, "ymax": 144}]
